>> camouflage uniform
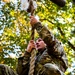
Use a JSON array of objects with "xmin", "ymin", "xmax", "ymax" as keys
[
  {"xmin": 0, "ymin": 22, "xmax": 68, "ymax": 75},
  {"xmin": 0, "ymin": 64, "xmax": 17, "ymax": 75},
  {"xmin": 16, "ymin": 22, "xmax": 68, "ymax": 75}
]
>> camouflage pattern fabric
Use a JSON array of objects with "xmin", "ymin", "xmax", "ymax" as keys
[
  {"xmin": 16, "ymin": 22, "xmax": 68, "ymax": 75},
  {"xmin": 0, "ymin": 22, "xmax": 68, "ymax": 75},
  {"xmin": 0, "ymin": 64, "xmax": 17, "ymax": 75}
]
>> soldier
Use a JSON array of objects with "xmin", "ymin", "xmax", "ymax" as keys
[
  {"xmin": 16, "ymin": 16, "xmax": 68, "ymax": 75},
  {"xmin": 0, "ymin": 16, "xmax": 68, "ymax": 75}
]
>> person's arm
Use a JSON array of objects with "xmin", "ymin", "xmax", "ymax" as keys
[
  {"xmin": 16, "ymin": 40, "xmax": 35, "ymax": 75},
  {"xmin": 30, "ymin": 16, "xmax": 63, "ymax": 56},
  {"xmin": 16, "ymin": 51, "xmax": 31, "ymax": 75},
  {"xmin": 30, "ymin": 16, "xmax": 68, "ymax": 70},
  {"xmin": 35, "ymin": 23, "xmax": 65, "ymax": 55}
]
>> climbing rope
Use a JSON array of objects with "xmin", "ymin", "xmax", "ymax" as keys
[
  {"xmin": 21, "ymin": 0, "xmax": 36, "ymax": 74},
  {"xmin": 28, "ymin": 27, "xmax": 36, "ymax": 75},
  {"xmin": 28, "ymin": 0, "xmax": 36, "ymax": 75}
]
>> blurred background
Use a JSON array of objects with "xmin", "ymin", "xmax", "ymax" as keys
[{"xmin": 0, "ymin": 0, "xmax": 75, "ymax": 75}]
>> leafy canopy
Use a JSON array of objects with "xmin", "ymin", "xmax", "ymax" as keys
[{"xmin": 0, "ymin": 0, "xmax": 75, "ymax": 74}]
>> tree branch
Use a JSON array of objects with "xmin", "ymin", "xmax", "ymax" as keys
[
  {"xmin": 57, "ymin": 27, "xmax": 75, "ymax": 51},
  {"xmin": 41, "ymin": 18, "xmax": 75, "ymax": 51}
]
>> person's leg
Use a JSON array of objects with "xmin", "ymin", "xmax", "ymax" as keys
[{"xmin": 0, "ymin": 64, "xmax": 17, "ymax": 75}]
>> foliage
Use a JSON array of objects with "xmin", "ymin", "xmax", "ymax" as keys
[{"xmin": 0, "ymin": 0, "xmax": 75, "ymax": 74}]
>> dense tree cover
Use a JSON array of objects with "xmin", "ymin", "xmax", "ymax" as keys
[{"xmin": 0, "ymin": 0, "xmax": 75, "ymax": 74}]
